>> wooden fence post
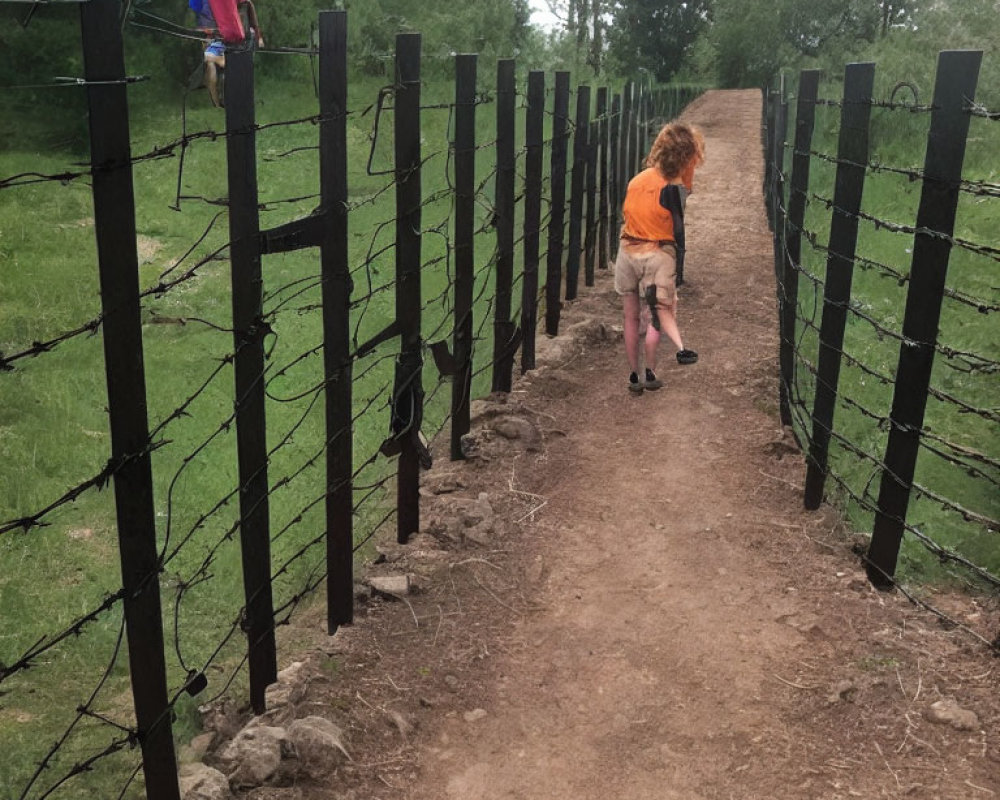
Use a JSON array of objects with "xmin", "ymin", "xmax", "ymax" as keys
[
  {"xmin": 631, "ymin": 81, "xmax": 641, "ymax": 177},
  {"xmin": 802, "ymin": 62, "xmax": 876, "ymax": 510},
  {"xmin": 771, "ymin": 74, "xmax": 788, "ymax": 285},
  {"xmin": 451, "ymin": 53, "xmax": 477, "ymax": 458},
  {"xmin": 318, "ymin": 10, "xmax": 353, "ymax": 631},
  {"xmin": 635, "ymin": 80, "xmax": 647, "ymax": 175},
  {"xmin": 609, "ymin": 92, "xmax": 621, "ymax": 253},
  {"xmin": 79, "ymin": 2, "xmax": 180, "ymax": 796},
  {"xmin": 763, "ymin": 87, "xmax": 775, "ymax": 230},
  {"xmin": 620, "ymin": 81, "xmax": 633, "ymax": 203},
  {"xmin": 393, "ymin": 33, "xmax": 423, "ymax": 542},
  {"xmin": 596, "ymin": 87, "xmax": 609, "ymax": 271},
  {"xmin": 520, "ymin": 69, "xmax": 544, "ymax": 374},
  {"xmin": 779, "ymin": 70, "xmax": 820, "ymax": 431},
  {"xmin": 492, "ymin": 58, "xmax": 518, "ymax": 393},
  {"xmin": 566, "ymin": 85, "xmax": 589, "ymax": 300},
  {"xmin": 225, "ymin": 47, "xmax": 278, "ymax": 714},
  {"xmin": 584, "ymin": 95, "xmax": 599, "ymax": 286},
  {"xmin": 867, "ymin": 50, "xmax": 983, "ymax": 587},
  {"xmin": 545, "ymin": 71, "xmax": 570, "ymax": 335}
]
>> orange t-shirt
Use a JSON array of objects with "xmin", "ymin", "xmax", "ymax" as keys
[{"xmin": 621, "ymin": 167, "xmax": 693, "ymax": 243}]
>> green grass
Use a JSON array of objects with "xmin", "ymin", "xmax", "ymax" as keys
[
  {"xmin": 785, "ymin": 70, "xmax": 1000, "ymax": 586},
  {"xmin": 0, "ymin": 57, "xmax": 530, "ymax": 798}
]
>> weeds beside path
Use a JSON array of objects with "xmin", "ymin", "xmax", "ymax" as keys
[{"xmin": 249, "ymin": 89, "xmax": 998, "ymax": 800}]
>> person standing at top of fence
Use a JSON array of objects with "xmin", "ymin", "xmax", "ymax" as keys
[
  {"xmin": 614, "ymin": 122, "xmax": 703, "ymax": 394},
  {"xmin": 190, "ymin": 0, "xmax": 265, "ymax": 108}
]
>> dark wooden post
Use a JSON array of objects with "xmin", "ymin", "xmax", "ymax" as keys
[
  {"xmin": 545, "ymin": 71, "xmax": 570, "ymax": 335},
  {"xmin": 631, "ymin": 80, "xmax": 640, "ymax": 178},
  {"xmin": 492, "ymin": 58, "xmax": 517, "ymax": 393},
  {"xmin": 79, "ymin": 2, "xmax": 180, "ymax": 796},
  {"xmin": 451, "ymin": 54, "xmax": 477, "ymax": 459},
  {"xmin": 520, "ymin": 69, "xmax": 544, "ymax": 374},
  {"xmin": 584, "ymin": 106, "xmax": 598, "ymax": 286},
  {"xmin": 318, "ymin": 11, "xmax": 353, "ymax": 631},
  {"xmin": 394, "ymin": 33, "xmax": 423, "ymax": 542},
  {"xmin": 224, "ymin": 47, "xmax": 278, "ymax": 714},
  {"xmin": 771, "ymin": 74, "xmax": 788, "ymax": 283},
  {"xmin": 642, "ymin": 81, "xmax": 650, "ymax": 162},
  {"xmin": 763, "ymin": 87, "xmax": 775, "ymax": 230},
  {"xmin": 779, "ymin": 70, "xmax": 820, "ymax": 431},
  {"xmin": 609, "ymin": 93, "xmax": 621, "ymax": 253},
  {"xmin": 633, "ymin": 80, "xmax": 645, "ymax": 176},
  {"xmin": 802, "ymin": 62, "xmax": 876, "ymax": 511},
  {"xmin": 867, "ymin": 50, "xmax": 983, "ymax": 588},
  {"xmin": 620, "ymin": 82, "xmax": 633, "ymax": 203},
  {"xmin": 565, "ymin": 84, "xmax": 589, "ymax": 300},
  {"xmin": 596, "ymin": 87, "xmax": 609, "ymax": 271}
]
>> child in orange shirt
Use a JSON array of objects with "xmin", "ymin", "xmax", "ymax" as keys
[{"xmin": 614, "ymin": 123, "xmax": 703, "ymax": 394}]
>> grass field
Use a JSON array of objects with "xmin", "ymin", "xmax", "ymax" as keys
[
  {"xmin": 0, "ymin": 57, "xmax": 529, "ymax": 798},
  {"xmin": 785, "ymin": 66, "xmax": 1000, "ymax": 586}
]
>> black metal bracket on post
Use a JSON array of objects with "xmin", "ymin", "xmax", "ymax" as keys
[
  {"xmin": 867, "ymin": 50, "xmax": 983, "ymax": 589},
  {"xmin": 779, "ymin": 70, "xmax": 820, "ymax": 432},
  {"xmin": 79, "ymin": 2, "xmax": 180, "ymax": 797},
  {"xmin": 259, "ymin": 211, "xmax": 326, "ymax": 254},
  {"xmin": 802, "ymin": 62, "xmax": 875, "ymax": 511},
  {"xmin": 380, "ymin": 354, "xmax": 431, "ymax": 468},
  {"xmin": 493, "ymin": 320, "xmax": 523, "ymax": 384}
]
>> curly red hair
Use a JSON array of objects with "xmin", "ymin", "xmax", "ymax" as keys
[{"xmin": 645, "ymin": 123, "xmax": 704, "ymax": 180}]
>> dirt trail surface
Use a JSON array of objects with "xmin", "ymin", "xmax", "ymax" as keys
[{"xmin": 203, "ymin": 89, "xmax": 998, "ymax": 800}]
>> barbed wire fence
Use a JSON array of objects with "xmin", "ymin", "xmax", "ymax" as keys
[
  {"xmin": 0, "ymin": 2, "xmax": 704, "ymax": 798},
  {"xmin": 763, "ymin": 53, "xmax": 999, "ymax": 649}
]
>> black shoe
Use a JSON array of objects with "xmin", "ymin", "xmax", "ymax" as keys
[
  {"xmin": 628, "ymin": 371, "xmax": 644, "ymax": 394},
  {"xmin": 644, "ymin": 368, "xmax": 663, "ymax": 390},
  {"xmin": 676, "ymin": 349, "xmax": 698, "ymax": 365}
]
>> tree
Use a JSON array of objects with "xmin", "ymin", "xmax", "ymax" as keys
[
  {"xmin": 587, "ymin": 0, "xmax": 604, "ymax": 74},
  {"xmin": 704, "ymin": 0, "xmax": 885, "ymax": 88},
  {"xmin": 605, "ymin": 0, "xmax": 711, "ymax": 83}
]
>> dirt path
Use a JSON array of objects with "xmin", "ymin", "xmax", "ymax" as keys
[{"xmin": 214, "ymin": 89, "xmax": 998, "ymax": 800}]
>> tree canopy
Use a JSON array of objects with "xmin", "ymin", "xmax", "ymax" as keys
[{"xmin": 605, "ymin": 0, "xmax": 711, "ymax": 82}]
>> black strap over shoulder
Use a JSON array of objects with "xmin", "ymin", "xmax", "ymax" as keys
[
  {"xmin": 659, "ymin": 184, "xmax": 687, "ymax": 285},
  {"xmin": 658, "ymin": 184, "xmax": 686, "ymax": 253}
]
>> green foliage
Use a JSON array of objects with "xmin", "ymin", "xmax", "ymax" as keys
[
  {"xmin": 605, "ymin": 0, "xmax": 711, "ymax": 83},
  {"xmin": 702, "ymin": 0, "xmax": 884, "ymax": 88}
]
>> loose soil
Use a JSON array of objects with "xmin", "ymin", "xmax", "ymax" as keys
[{"xmin": 215, "ymin": 89, "xmax": 999, "ymax": 800}]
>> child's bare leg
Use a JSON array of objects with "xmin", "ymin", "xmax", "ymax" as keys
[
  {"xmin": 204, "ymin": 54, "xmax": 225, "ymax": 107},
  {"xmin": 644, "ymin": 322, "xmax": 661, "ymax": 371},
  {"xmin": 623, "ymin": 292, "xmax": 642, "ymax": 373},
  {"xmin": 656, "ymin": 298, "xmax": 685, "ymax": 352}
]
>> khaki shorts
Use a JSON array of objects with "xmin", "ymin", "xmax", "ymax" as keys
[{"xmin": 613, "ymin": 240, "xmax": 677, "ymax": 306}]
